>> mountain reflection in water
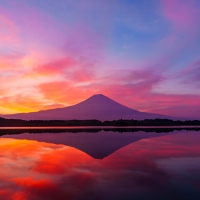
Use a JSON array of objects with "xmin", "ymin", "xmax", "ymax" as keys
[{"xmin": 0, "ymin": 130, "xmax": 200, "ymax": 200}]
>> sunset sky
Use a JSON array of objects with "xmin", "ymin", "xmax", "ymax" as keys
[{"xmin": 0, "ymin": 0, "xmax": 200, "ymax": 118}]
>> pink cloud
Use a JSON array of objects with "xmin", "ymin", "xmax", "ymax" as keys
[
  {"xmin": 62, "ymin": 23, "xmax": 106, "ymax": 65},
  {"xmin": 161, "ymin": 0, "xmax": 200, "ymax": 31},
  {"xmin": 36, "ymin": 57, "xmax": 78, "ymax": 76},
  {"xmin": 0, "ymin": 13, "xmax": 19, "ymax": 44},
  {"xmin": 35, "ymin": 56, "xmax": 96, "ymax": 83},
  {"xmin": 107, "ymin": 86, "xmax": 200, "ymax": 119},
  {"xmin": 181, "ymin": 58, "xmax": 200, "ymax": 85}
]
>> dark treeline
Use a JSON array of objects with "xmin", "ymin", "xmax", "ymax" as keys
[
  {"xmin": 0, "ymin": 128, "xmax": 200, "ymax": 137},
  {"xmin": 1, "ymin": 117, "xmax": 200, "ymax": 127}
]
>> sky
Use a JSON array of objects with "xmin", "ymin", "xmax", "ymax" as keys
[{"xmin": 0, "ymin": 0, "xmax": 200, "ymax": 118}]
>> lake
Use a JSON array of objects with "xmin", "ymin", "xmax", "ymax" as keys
[{"xmin": 0, "ymin": 128, "xmax": 200, "ymax": 200}]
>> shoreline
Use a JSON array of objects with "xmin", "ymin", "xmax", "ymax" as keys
[{"xmin": 1, "ymin": 125, "xmax": 200, "ymax": 129}]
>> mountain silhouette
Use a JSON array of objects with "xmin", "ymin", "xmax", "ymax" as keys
[
  {"xmin": 1, "ymin": 130, "xmax": 173, "ymax": 159},
  {"xmin": 2, "ymin": 94, "xmax": 177, "ymax": 120}
]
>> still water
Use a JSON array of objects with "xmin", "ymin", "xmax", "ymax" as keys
[{"xmin": 0, "ymin": 128, "xmax": 200, "ymax": 200}]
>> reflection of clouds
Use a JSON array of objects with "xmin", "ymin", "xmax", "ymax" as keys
[
  {"xmin": 33, "ymin": 146, "xmax": 93, "ymax": 175},
  {"xmin": 0, "ymin": 133, "xmax": 200, "ymax": 199}
]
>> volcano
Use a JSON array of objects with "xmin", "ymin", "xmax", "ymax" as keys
[{"xmin": 2, "ymin": 94, "xmax": 176, "ymax": 120}]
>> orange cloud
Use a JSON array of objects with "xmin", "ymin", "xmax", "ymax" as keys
[{"xmin": 38, "ymin": 81, "xmax": 96, "ymax": 106}]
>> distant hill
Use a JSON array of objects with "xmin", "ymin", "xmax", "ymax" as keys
[{"xmin": 1, "ymin": 94, "xmax": 179, "ymax": 120}]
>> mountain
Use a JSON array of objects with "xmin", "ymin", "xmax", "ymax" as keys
[
  {"xmin": 1, "ymin": 130, "xmax": 173, "ymax": 159},
  {"xmin": 1, "ymin": 94, "xmax": 177, "ymax": 120}
]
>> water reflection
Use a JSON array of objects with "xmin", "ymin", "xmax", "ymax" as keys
[
  {"xmin": 0, "ymin": 130, "xmax": 200, "ymax": 199},
  {"xmin": 2, "ymin": 130, "xmax": 172, "ymax": 159}
]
